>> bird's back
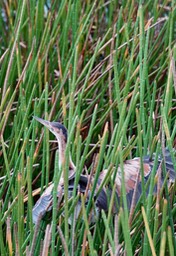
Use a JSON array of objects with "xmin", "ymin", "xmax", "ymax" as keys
[
  {"xmin": 98, "ymin": 149, "xmax": 176, "ymax": 211},
  {"xmin": 32, "ymin": 149, "xmax": 176, "ymax": 224}
]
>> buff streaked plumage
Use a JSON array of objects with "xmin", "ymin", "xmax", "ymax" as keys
[{"xmin": 32, "ymin": 117, "xmax": 176, "ymax": 224}]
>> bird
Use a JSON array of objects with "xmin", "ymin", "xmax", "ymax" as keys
[{"xmin": 32, "ymin": 116, "xmax": 176, "ymax": 224}]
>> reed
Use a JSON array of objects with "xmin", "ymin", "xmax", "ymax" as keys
[{"xmin": 0, "ymin": 1, "xmax": 175, "ymax": 255}]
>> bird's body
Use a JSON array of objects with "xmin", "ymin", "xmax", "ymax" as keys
[{"xmin": 32, "ymin": 117, "xmax": 176, "ymax": 224}]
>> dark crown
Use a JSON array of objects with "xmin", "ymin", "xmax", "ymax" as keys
[{"xmin": 51, "ymin": 122, "xmax": 68, "ymax": 141}]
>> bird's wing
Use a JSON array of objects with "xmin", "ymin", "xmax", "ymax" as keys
[
  {"xmin": 114, "ymin": 149, "xmax": 176, "ymax": 196},
  {"xmin": 114, "ymin": 158, "xmax": 151, "ymax": 195},
  {"xmin": 32, "ymin": 169, "xmax": 76, "ymax": 224},
  {"xmin": 144, "ymin": 149, "xmax": 176, "ymax": 182},
  {"xmin": 32, "ymin": 183, "xmax": 63, "ymax": 224}
]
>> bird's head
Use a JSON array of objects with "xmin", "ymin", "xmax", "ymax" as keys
[{"xmin": 33, "ymin": 116, "xmax": 67, "ymax": 142}]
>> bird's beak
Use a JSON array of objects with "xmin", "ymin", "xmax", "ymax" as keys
[{"xmin": 33, "ymin": 116, "xmax": 53, "ymax": 131}]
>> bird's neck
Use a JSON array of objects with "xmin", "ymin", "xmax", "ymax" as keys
[{"xmin": 57, "ymin": 138, "xmax": 75, "ymax": 172}]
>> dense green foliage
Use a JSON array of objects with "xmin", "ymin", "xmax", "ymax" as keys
[{"xmin": 0, "ymin": 0, "xmax": 175, "ymax": 255}]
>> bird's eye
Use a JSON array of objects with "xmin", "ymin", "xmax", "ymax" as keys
[{"xmin": 51, "ymin": 128, "xmax": 54, "ymax": 131}]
